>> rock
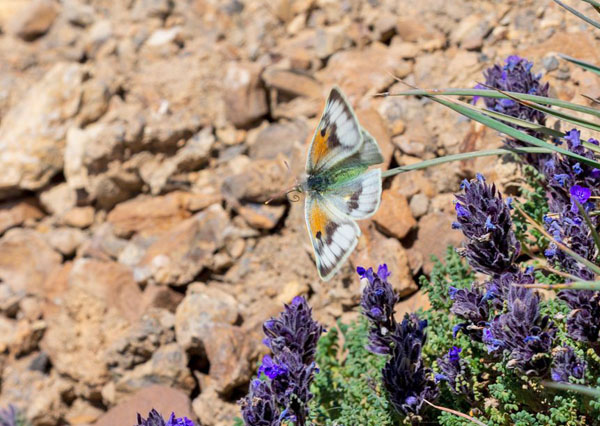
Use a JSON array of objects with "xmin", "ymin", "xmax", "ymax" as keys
[
  {"xmin": 175, "ymin": 284, "xmax": 239, "ymax": 354},
  {"xmin": 395, "ymin": 290, "xmax": 431, "ymax": 318},
  {"xmin": 134, "ymin": 205, "xmax": 230, "ymax": 286},
  {"xmin": 192, "ymin": 386, "xmax": 239, "ymax": 426},
  {"xmin": 41, "ymin": 259, "xmax": 143, "ymax": 391},
  {"xmin": 113, "ymin": 343, "xmax": 195, "ymax": 402},
  {"xmin": 237, "ymin": 202, "xmax": 287, "ymax": 230},
  {"xmin": 372, "ymin": 190, "xmax": 417, "ymax": 240},
  {"xmin": 39, "ymin": 183, "xmax": 77, "ymax": 217},
  {"xmin": 7, "ymin": 0, "xmax": 58, "ymax": 40},
  {"xmin": 146, "ymin": 26, "xmax": 182, "ymax": 47},
  {"xmin": 0, "ymin": 63, "xmax": 85, "ymax": 197},
  {"xmin": 43, "ymin": 226, "xmax": 86, "ymax": 256},
  {"xmin": 107, "ymin": 192, "xmax": 192, "ymax": 238},
  {"xmin": 262, "ymin": 68, "xmax": 323, "ymax": 98},
  {"xmin": 78, "ymin": 79, "xmax": 111, "ymax": 126},
  {"xmin": 62, "ymin": 206, "xmax": 95, "ymax": 228},
  {"xmin": 95, "ymin": 385, "xmax": 194, "ymax": 426},
  {"xmin": 247, "ymin": 120, "xmax": 309, "ymax": 162},
  {"xmin": 412, "ymin": 212, "xmax": 463, "ymax": 274},
  {"xmin": 63, "ymin": 0, "xmax": 95, "ymax": 27},
  {"xmin": 316, "ymin": 42, "xmax": 412, "ymax": 99},
  {"xmin": 0, "ymin": 229, "xmax": 62, "ymax": 295},
  {"xmin": 223, "ymin": 61, "xmax": 268, "ymax": 128},
  {"xmin": 141, "ymin": 284, "xmax": 184, "ymax": 312},
  {"xmin": 0, "ymin": 198, "xmax": 44, "ymax": 235},
  {"xmin": 353, "ymin": 224, "xmax": 417, "ymax": 298},
  {"xmin": 409, "ymin": 193, "xmax": 430, "ymax": 219},
  {"xmin": 450, "ymin": 15, "xmax": 490, "ymax": 50},
  {"xmin": 65, "ymin": 398, "xmax": 104, "ymax": 425},
  {"xmin": 1, "ymin": 356, "xmax": 72, "ymax": 425},
  {"xmin": 222, "ymin": 158, "xmax": 291, "ymax": 204},
  {"xmin": 542, "ymin": 54, "xmax": 559, "ymax": 72}
]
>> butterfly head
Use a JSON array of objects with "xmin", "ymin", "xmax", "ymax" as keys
[{"xmin": 265, "ymin": 180, "xmax": 303, "ymax": 204}]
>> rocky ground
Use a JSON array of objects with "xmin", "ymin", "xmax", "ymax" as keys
[{"xmin": 0, "ymin": 0, "xmax": 598, "ymax": 424}]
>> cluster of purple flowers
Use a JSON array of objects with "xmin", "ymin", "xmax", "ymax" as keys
[
  {"xmin": 435, "ymin": 346, "xmax": 473, "ymax": 400},
  {"xmin": 135, "ymin": 410, "xmax": 196, "ymax": 426},
  {"xmin": 239, "ymin": 296, "xmax": 324, "ymax": 426},
  {"xmin": 451, "ymin": 174, "xmax": 568, "ymax": 378},
  {"xmin": 475, "ymin": 55, "xmax": 550, "ymax": 168},
  {"xmin": 358, "ymin": 265, "xmax": 438, "ymax": 416}
]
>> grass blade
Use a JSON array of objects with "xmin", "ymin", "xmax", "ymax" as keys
[
  {"xmin": 415, "ymin": 93, "xmax": 600, "ymax": 169},
  {"xmin": 515, "ymin": 205, "xmax": 600, "ymax": 276},
  {"xmin": 423, "ymin": 400, "xmax": 488, "ymax": 426},
  {"xmin": 381, "ymin": 147, "xmax": 553, "ymax": 178},
  {"xmin": 574, "ymin": 199, "xmax": 600, "ymax": 256},
  {"xmin": 479, "ymin": 84, "xmax": 600, "ymax": 134},
  {"xmin": 523, "ymin": 280, "xmax": 600, "ymax": 290},
  {"xmin": 542, "ymin": 381, "xmax": 600, "ymax": 398},
  {"xmin": 558, "ymin": 53, "xmax": 600, "ymax": 77},
  {"xmin": 551, "ymin": 0, "xmax": 600, "ymax": 30},
  {"xmin": 380, "ymin": 89, "xmax": 600, "ymax": 120}
]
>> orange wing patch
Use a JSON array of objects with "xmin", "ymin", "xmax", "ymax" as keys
[
  {"xmin": 309, "ymin": 202, "xmax": 328, "ymax": 240},
  {"xmin": 311, "ymin": 127, "xmax": 331, "ymax": 166}
]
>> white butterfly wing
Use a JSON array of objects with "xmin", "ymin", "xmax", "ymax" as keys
[{"xmin": 324, "ymin": 169, "xmax": 382, "ymax": 220}]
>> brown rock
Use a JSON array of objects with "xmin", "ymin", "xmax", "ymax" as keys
[
  {"xmin": 224, "ymin": 61, "xmax": 268, "ymax": 128},
  {"xmin": 0, "ymin": 198, "xmax": 44, "ymax": 235},
  {"xmin": 113, "ymin": 343, "xmax": 195, "ymax": 402},
  {"xmin": 247, "ymin": 120, "xmax": 309, "ymax": 162},
  {"xmin": 7, "ymin": 0, "xmax": 58, "ymax": 40},
  {"xmin": 262, "ymin": 68, "xmax": 323, "ymax": 98},
  {"xmin": 450, "ymin": 14, "xmax": 490, "ymax": 51},
  {"xmin": 395, "ymin": 290, "xmax": 431, "ymax": 318},
  {"xmin": 95, "ymin": 385, "xmax": 194, "ymax": 426},
  {"xmin": 353, "ymin": 223, "xmax": 417, "ymax": 297},
  {"xmin": 62, "ymin": 206, "xmax": 95, "ymax": 228},
  {"xmin": 193, "ymin": 387, "xmax": 238, "ymax": 426},
  {"xmin": 107, "ymin": 192, "xmax": 192, "ymax": 238},
  {"xmin": 0, "ymin": 63, "xmax": 85, "ymax": 197},
  {"xmin": 372, "ymin": 190, "xmax": 417, "ymax": 240},
  {"xmin": 39, "ymin": 183, "xmax": 77, "ymax": 217},
  {"xmin": 409, "ymin": 193, "xmax": 430, "ymax": 219},
  {"xmin": 316, "ymin": 42, "xmax": 412, "ymax": 100},
  {"xmin": 141, "ymin": 284, "xmax": 184, "ymax": 312},
  {"xmin": 175, "ymin": 284, "xmax": 239, "ymax": 354},
  {"xmin": 0, "ymin": 229, "xmax": 62, "ymax": 295},
  {"xmin": 222, "ymin": 158, "xmax": 290, "ymax": 204},
  {"xmin": 413, "ymin": 212, "xmax": 463, "ymax": 275},
  {"xmin": 43, "ymin": 226, "xmax": 86, "ymax": 256},
  {"xmin": 42, "ymin": 259, "xmax": 143, "ymax": 390},
  {"xmin": 135, "ymin": 205, "xmax": 230, "ymax": 286},
  {"xmin": 237, "ymin": 202, "xmax": 287, "ymax": 230}
]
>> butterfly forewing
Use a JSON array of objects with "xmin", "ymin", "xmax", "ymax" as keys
[
  {"xmin": 306, "ymin": 87, "xmax": 363, "ymax": 174},
  {"xmin": 305, "ymin": 194, "xmax": 360, "ymax": 281}
]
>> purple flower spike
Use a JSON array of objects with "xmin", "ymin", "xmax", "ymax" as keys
[
  {"xmin": 551, "ymin": 346, "xmax": 586, "ymax": 383},
  {"xmin": 136, "ymin": 410, "xmax": 198, "ymax": 426},
  {"xmin": 569, "ymin": 185, "xmax": 591, "ymax": 213}
]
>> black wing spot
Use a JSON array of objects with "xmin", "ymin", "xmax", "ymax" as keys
[
  {"xmin": 316, "ymin": 231, "xmax": 322, "ymax": 240},
  {"xmin": 320, "ymin": 126, "xmax": 327, "ymax": 137}
]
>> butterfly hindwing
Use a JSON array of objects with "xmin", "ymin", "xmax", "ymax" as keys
[
  {"xmin": 306, "ymin": 87, "xmax": 363, "ymax": 174},
  {"xmin": 305, "ymin": 194, "xmax": 360, "ymax": 281},
  {"xmin": 324, "ymin": 168, "xmax": 382, "ymax": 220}
]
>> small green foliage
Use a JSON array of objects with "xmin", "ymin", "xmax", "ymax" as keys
[{"xmin": 310, "ymin": 319, "xmax": 395, "ymax": 426}]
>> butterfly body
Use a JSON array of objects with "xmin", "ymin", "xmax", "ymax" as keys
[{"xmin": 300, "ymin": 87, "xmax": 384, "ymax": 281}]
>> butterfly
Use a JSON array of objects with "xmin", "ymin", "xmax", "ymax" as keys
[{"xmin": 297, "ymin": 87, "xmax": 384, "ymax": 281}]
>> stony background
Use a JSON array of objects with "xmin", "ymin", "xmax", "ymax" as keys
[{"xmin": 0, "ymin": 0, "xmax": 598, "ymax": 424}]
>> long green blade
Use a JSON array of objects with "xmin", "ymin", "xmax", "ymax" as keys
[
  {"xmin": 421, "ymin": 94, "xmax": 600, "ymax": 169},
  {"xmin": 543, "ymin": 381, "xmax": 600, "ymax": 398},
  {"xmin": 551, "ymin": 0, "xmax": 600, "ymax": 29},
  {"xmin": 559, "ymin": 53, "xmax": 600, "ymax": 77},
  {"xmin": 524, "ymin": 280, "xmax": 600, "ymax": 291},
  {"xmin": 381, "ymin": 147, "xmax": 553, "ymax": 178},
  {"xmin": 384, "ymin": 89, "xmax": 600, "ymax": 119}
]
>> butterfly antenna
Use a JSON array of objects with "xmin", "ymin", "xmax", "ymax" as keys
[{"xmin": 264, "ymin": 183, "xmax": 301, "ymax": 205}]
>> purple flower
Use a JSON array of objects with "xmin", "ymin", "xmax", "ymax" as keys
[
  {"xmin": 569, "ymin": 185, "xmax": 591, "ymax": 213},
  {"xmin": 486, "ymin": 285, "xmax": 556, "ymax": 376},
  {"xmin": 359, "ymin": 264, "xmax": 399, "ymax": 355},
  {"xmin": 551, "ymin": 346, "xmax": 586, "ymax": 383},
  {"xmin": 0, "ymin": 405, "xmax": 23, "ymax": 426},
  {"xmin": 381, "ymin": 314, "xmax": 439, "ymax": 416},
  {"xmin": 558, "ymin": 290, "xmax": 600, "ymax": 342},
  {"xmin": 476, "ymin": 56, "xmax": 550, "ymax": 169},
  {"xmin": 136, "ymin": 410, "xmax": 197, "ymax": 426},
  {"xmin": 454, "ymin": 174, "xmax": 520, "ymax": 277},
  {"xmin": 436, "ymin": 347, "xmax": 473, "ymax": 399},
  {"xmin": 449, "ymin": 284, "xmax": 491, "ymax": 341},
  {"xmin": 241, "ymin": 297, "xmax": 323, "ymax": 426},
  {"xmin": 565, "ymin": 129, "xmax": 581, "ymax": 148}
]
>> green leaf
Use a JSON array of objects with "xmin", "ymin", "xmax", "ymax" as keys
[
  {"xmin": 382, "ymin": 88, "xmax": 600, "ymax": 119},
  {"xmin": 410, "ymin": 93, "xmax": 600, "ymax": 169},
  {"xmin": 551, "ymin": 0, "xmax": 600, "ymax": 29},
  {"xmin": 558, "ymin": 53, "xmax": 600, "ymax": 77},
  {"xmin": 524, "ymin": 280, "xmax": 600, "ymax": 291},
  {"xmin": 542, "ymin": 381, "xmax": 600, "ymax": 398},
  {"xmin": 381, "ymin": 147, "xmax": 553, "ymax": 179}
]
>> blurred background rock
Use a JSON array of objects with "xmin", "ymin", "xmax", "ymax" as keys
[{"xmin": 0, "ymin": 0, "xmax": 598, "ymax": 424}]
